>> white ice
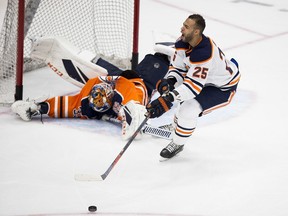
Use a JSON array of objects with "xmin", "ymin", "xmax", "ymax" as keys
[{"xmin": 1, "ymin": 0, "xmax": 288, "ymax": 216}]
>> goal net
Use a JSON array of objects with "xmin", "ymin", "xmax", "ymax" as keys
[{"xmin": 0, "ymin": 0, "xmax": 139, "ymax": 104}]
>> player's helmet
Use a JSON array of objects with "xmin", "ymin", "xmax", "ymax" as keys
[{"xmin": 88, "ymin": 82, "xmax": 114, "ymax": 112}]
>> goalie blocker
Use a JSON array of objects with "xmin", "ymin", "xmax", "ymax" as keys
[
  {"xmin": 119, "ymin": 101, "xmax": 147, "ymax": 140},
  {"xmin": 104, "ymin": 101, "xmax": 173, "ymax": 140},
  {"xmin": 102, "ymin": 114, "xmax": 172, "ymax": 140}
]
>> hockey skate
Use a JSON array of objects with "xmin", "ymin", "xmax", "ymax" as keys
[
  {"xmin": 11, "ymin": 100, "xmax": 41, "ymax": 121},
  {"xmin": 160, "ymin": 141, "xmax": 184, "ymax": 160}
]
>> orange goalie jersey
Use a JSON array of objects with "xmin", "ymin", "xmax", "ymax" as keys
[{"xmin": 44, "ymin": 76, "xmax": 149, "ymax": 120}]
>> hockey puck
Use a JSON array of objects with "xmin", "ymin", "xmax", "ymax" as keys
[{"xmin": 88, "ymin": 205, "xmax": 97, "ymax": 212}]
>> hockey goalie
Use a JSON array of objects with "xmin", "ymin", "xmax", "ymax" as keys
[{"xmin": 11, "ymin": 36, "xmax": 175, "ymax": 140}]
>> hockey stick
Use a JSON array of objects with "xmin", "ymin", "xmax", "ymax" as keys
[
  {"xmin": 102, "ymin": 115, "xmax": 172, "ymax": 140},
  {"xmin": 74, "ymin": 114, "xmax": 150, "ymax": 181}
]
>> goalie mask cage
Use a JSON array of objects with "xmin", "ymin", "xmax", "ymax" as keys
[{"xmin": 0, "ymin": 0, "xmax": 140, "ymax": 105}]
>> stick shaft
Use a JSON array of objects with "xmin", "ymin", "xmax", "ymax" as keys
[{"xmin": 100, "ymin": 115, "xmax": 149, "ymax": 180}]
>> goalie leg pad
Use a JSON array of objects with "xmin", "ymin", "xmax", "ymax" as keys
[{"xmin": 30, "ymin": 36, "xmax": 108, "ymax": 88}]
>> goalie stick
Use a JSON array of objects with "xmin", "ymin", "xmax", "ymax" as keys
[
  {"xmin": 74, "ymin": 114, "xmax": 150, "ymax": 181},
  {"xmin": 142, "ymin": 124, "xmax": 172, "ymax": 140},
  {"xmin": 102, "ymin": 115, "xmax": 172, "ymax": 140}
]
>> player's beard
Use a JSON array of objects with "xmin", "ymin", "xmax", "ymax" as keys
[{"xmin": 182, "ymin": 33, "xmax": 193, "ymax": 43}]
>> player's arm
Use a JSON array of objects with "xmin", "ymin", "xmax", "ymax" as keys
[
  {"xmin": 114, "ymin": 77, "xmax": 148, "ymax": 106},
  {"xmin": 171, "ymin": 64, "xmax": 206, "ymax": 101},
  {"xmin": 156, "ymin": 48, "xmax": 187, "ymax": 95}
]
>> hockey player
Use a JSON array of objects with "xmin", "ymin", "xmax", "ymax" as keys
[
  {"xmin": 12, "ymin": 71, "xmax": 150, "ymax": 139},
  {"xmin": 147, "ymin": 14, "xmax": 241, "ymax": 159}
]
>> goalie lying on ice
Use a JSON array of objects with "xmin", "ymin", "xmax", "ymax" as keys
[
  {"xmin": 12, "ymin": 74, "xmax": 148, "ymax": 140},
  {"xmin": 11, "ymin": 36, "xmax": 174, "ymax": 140}
]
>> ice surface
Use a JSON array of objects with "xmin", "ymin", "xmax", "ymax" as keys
[{"xmin": 1, "ymin": 0, "xmax": 288, "ymax": 215}]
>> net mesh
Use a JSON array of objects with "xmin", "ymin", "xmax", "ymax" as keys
[{"xmin": 0, "ymin": 0, "xmax": 134, "ymax": 104}]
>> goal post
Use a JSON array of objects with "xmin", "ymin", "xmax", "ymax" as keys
[
  {"xmin": 0, "ymin": 0, "xmax": 140, "ymax": 105},
  {"xmin": 15, "ymin": 0, "xmax": 25, "ymax": 102},
  {"xmin": 132, "ymin": 0, "xmax": 140, "ymax": 71}
]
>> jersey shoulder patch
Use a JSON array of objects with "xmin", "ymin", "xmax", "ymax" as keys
[{"xmin": 189, "ymin": 35, "xmax": 212, "ymax": 63}]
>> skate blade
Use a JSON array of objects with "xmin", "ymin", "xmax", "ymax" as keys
[{"xmin": 159, "ymin": 156, "xmax": 169, "ymax": 162}]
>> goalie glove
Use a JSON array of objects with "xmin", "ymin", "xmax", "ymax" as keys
[
  {"xmin": 11, "ymin": 95, "xmax": 50, "ymax": 121},
  {"xmin": 11, "ymin": 100, "xmax": 41, "ymax": 121},
  {"xmin": 119, "ymin": 101, "xmax": 147, "ymax": 140}
]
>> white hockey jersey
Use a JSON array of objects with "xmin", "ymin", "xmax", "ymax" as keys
[{"xmin": 167, "ymin": 35, "xmax": 241, "ymax": 101}]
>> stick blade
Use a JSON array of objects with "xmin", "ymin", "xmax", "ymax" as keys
[{"xmin": 74, "ymin": 174, "xmax": 104, "ymax": 181}]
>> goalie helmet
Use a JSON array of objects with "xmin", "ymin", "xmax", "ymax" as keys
[{"xmin": 88, "ymin": 82, "xmax": 114, "ymax": 112}]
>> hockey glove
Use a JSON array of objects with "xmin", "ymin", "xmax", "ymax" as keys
[
  {"xmin": 119, "ymin": 101, "xmax": 146, "ymax": 140},
  {"xmin": 146, "ymin": 94, "xmax": 174, "ymax": 118},
  {"xmin": 156, "ymin": 78, "xmax": 176, "ymax": 95}
]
